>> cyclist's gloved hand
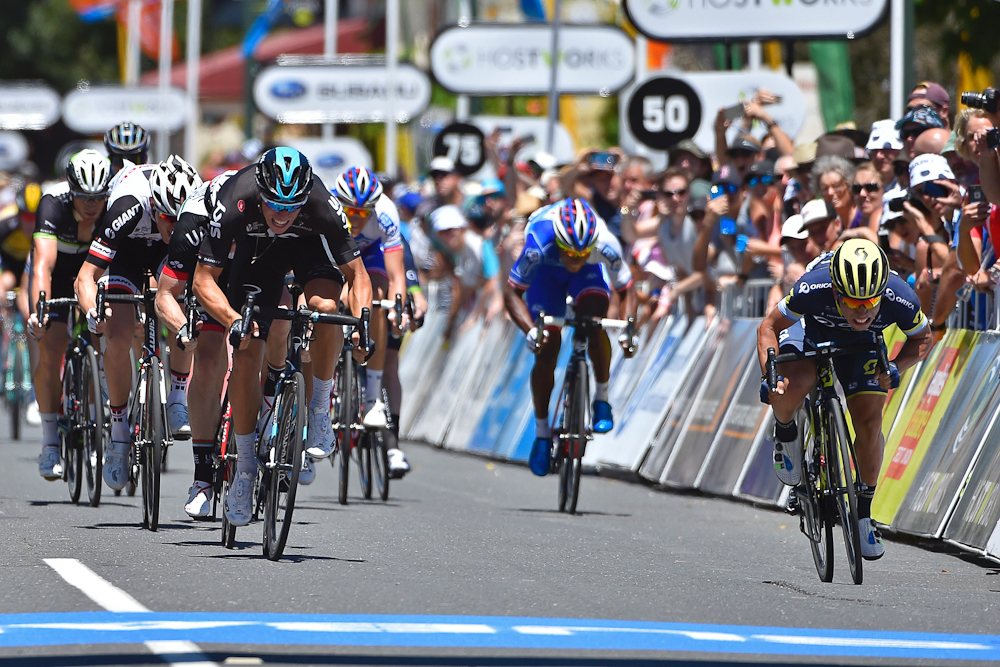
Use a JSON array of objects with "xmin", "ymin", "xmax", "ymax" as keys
[
  {"xmin": 887, "ymin": 361, "xmax": 900, "ymax": 389},
  {"xmin": 618, "ymin": 332, "xmax": 639, "ymax": 356},
  {"xmin": 228, "ymin": 320, "xmax": 245, "ymax": 348},
  {"xmin": 525, "ymin": 327, "xmax": 543, "ymax": 353},
  {"xmin": 26, "ymin": 313, "xmax": 46, "ymax": 339},
  {"xmin": 759, "ymin": 376, "xmax": 784, "ymax": 404},
  {"xmin": 86, "ymin": 307, "xmax": 102, "ymax": 335}
]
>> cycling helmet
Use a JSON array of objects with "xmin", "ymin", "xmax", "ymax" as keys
[
  {"xmin": 830, "ymin": 238, "xmax": 889, "ymax": 302},
  {"xmin": 255, "ymin": 147, "xmax": 313, "ymax": 207},
  {"xmin": 333, "ymin": 167, "xmax": 383, "ymax": 209},
  {"xmin": 66, "ymin": 149, "xmax": 111, "ymax": 196},
  {"xmin": 149, "ymin": 155, "xmax": 203, "ymax": 218},
  {"xmin": 104, "ymin": 121, "xmax": 150, "ymax": 164},
  {"xmin": 554, "ymin": 197, "xmax": 599, "ymax": 254}
]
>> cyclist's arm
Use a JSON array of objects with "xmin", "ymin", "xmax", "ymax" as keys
[
  {"xmin": 756, "ymin": 305, "xmax": 797, "ymax": 376},
  {"xmin": 503, "ymin": 282, "xmax": 533, "ymax": 333},
  {"xmin": 892, "ymin": 326, "xmax": 933, "ymax": 373},
  {"xmin": 74, "ymin": 261, "xmax": 103, "ymax": 318},
  {"xmin": 341, "ymin": 256, "xmax": 372, "ymax": 319},
  {"xmin": 154, "ymin": 271, "xmax": 187, "ymax": 334},
  {"xmin": 384, "ymin": 248, "xmax": 407, "ymax": 304},
  {"xmin": 192, "ymin": 262, "xmax": 235, "ymax": 329},
  {"xmin": 30, "ymin": 234, "xmax": 57, "ymax": 312}
]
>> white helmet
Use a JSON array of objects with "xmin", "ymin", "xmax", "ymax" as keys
[
  {"xmin": 150, "ymin": 155, "xmax": 203, "ymax": 217},
  {"xmin": 66, "ymin": 149, "xmax": 111, "ymax": 196},
  {"xmin": 333, "ymin": 167, "xmax": 383, "ymax": 209}
]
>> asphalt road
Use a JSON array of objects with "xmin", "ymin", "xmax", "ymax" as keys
[{"xmin": 1, "ymin": 421, "xmax": 999, "ymax": 666}]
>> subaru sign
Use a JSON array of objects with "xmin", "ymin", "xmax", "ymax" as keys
[
  {"xmin": 0, "ymin": 84, "xmax": 61, "ymax": 131},
  {"xmin": 270, "ymin": 80, "xmax": 307, "ymax": 99}
]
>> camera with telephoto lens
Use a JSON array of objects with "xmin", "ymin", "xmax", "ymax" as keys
[{"xmin": 961, "ymin": 88, "xmax": 1000, "ymax": 113}]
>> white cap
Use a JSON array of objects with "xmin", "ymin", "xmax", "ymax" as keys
[
  {"xmin": 866, "ymin": 119, "xmax": 903, "ymax": 151},
  {"xmin": 780, "ymin": 214, "xmax": 808, "ymax": 241},
  {"xmin": 881, "ymin": 186, "xmax": 906, "ymax": 225},
  {"xmin": 908, "ymin": 153, "xmax": 955, "ymax": 188},
  {"xmin": 429, "ymin": 156, "xmax": 455, "ymax": 174},
  {"xmin": 431, "ymin": 205, "xmax": 466, "ymax": 232},
  {"xmin": 800, "ymin": 199, "xmax": 835, "ymax": 229}
]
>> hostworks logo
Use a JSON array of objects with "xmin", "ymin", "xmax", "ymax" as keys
[
  {"xmin": 642, "ymin": 0, "xmax": 820, "ymax": 9},
  {"xmin": 643, "ymin": 0, "xmax": 679, "ymax": 14},
  {"xmin": 444, "ymin": 45, "xmax": 472, "ymax": 73}
]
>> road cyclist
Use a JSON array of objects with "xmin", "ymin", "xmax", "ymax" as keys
[
  {"xmin": 104, "ymin": 121, "xmax": 150, "ymax": 177},
  {"xmin": 757, "ymin": 238, "xmax": 932, "ymax": 563},
  {"xmin": 192, "ymin": 147, "xmax": 373, "ymax": 529}
]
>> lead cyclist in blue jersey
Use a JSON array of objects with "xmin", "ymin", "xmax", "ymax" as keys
[
  {"xmin": 757, "ymin": 238, "xmax": 932, "ymax": 560},
  {"xmin": 504, "ymin": 198, "xmax": 638, "ymax": 477}
]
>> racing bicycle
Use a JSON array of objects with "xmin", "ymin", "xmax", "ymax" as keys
[
  {"xmin": 2, "ymin": 291, "xmax": 31, "ymax": 440},
  {"xmin": 765, "ymin": 333, "xmax": 889, "ymax": 585}
]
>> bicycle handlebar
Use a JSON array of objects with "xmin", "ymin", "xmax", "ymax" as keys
[
  {"xmin": 35, "ymin": 291, "xmax": 81, "ymax": 330},
  {"xmin": 765, "ymin": 333, "xmax": 888, "ymax": 393},
  {"xmin": 539, "ymin": 315, "xmax": 631, "ymax": 329},
  {"xmin": 229, "ymin": 293, "xmax": 255, "ymax": 348}
]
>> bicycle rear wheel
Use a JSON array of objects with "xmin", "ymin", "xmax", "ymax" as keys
[
  {"xmin": 827, "ymin": 398, "xmax": 862, "ymax": 585},
  {"xmin": 140, "ymin": 361, "xmax": 164, "ymax": 532},
  {"xmin": 357, "ymin": 432, "xmax": 373, "ymax": 499},
  {"xmin": 336, "ymin": 356, "xmax": 354, "ymax": 505},
  {"xmin": 372, "ymin": 429, "xmax": 390, "ymax": 502},
  {"xmin": 217, "ymin": 399, "xmax": 237, "ymax": 548},
  {"xmin": 566, "ymin": 358, "xmax": 588, "ymax": 515},
  {"xmin": 82, "ymin": 346, "xmax": 104, "ymax": 507},
  {"xmin": 263, "ymin": 371, "xmax": 305, "ymax": 561},
  {"xmin": 795, "ymin": 404, "xmax": 833, "ymax": 583}
]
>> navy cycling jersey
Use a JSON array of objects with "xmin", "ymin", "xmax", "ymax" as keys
[{"xmin": 778, "ymin": 256, "xmax": 928, "ymax": 342}]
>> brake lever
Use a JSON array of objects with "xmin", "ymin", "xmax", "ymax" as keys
[
  {"xmin": 766, "ymin": 347, "xmax": 777, "ymax": 392},
  {"xmin": 35, "ymin": 290, "xmax": 47, "ymax": 330}
]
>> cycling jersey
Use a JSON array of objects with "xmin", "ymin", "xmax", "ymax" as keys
[
  {"xmin": 352, "ymin": 196, "xmax": 403, "ymax": 255},
  {"xmin": 0, "ymin": 204, "xmax": 31, "ymax": 277},
  {"xmin": 162, "ymin": 171, "xmax": 237, "ymax": 283}
]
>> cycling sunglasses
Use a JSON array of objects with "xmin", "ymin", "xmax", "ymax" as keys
[
  {"xmin": 852, "ymin": 182, "xmax": 880, "ymax": 195},
  {"xmin": 262, "ymin": 197, "xmax": 305, "ymax": 213},
  {"xmin": 559, "ymin": 245, "xmax": 593, "ymax": 259},
  {"xmin": 747, "ymin": 174, "xmax": 773, "ymax": 187},
  {"xmin": 839, "ymin": 294, "xmax": 881, "ymax": 310},
  {"xmin": 343, "ymin": 204, "xmax": 374, "ymax": 217},
  {"xmin": 71, "ymin": 191, "xmax": 107, "ymax": 202}
]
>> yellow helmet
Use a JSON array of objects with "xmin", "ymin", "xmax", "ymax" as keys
[{"xmin": 830, "ymin": 238, "xmax": 889, "ymax": 301}]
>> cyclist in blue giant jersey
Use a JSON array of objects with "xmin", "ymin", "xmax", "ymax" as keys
[
  {"xmin": 504, "ymin": 198, "xmax": 638, "ymax": 477},
  {"xmin": 331, "ymin": 167, "xmax": 410, "ymax": 476},
  {"xmin": 757, "ymin": 238, "xmax": 932, "ymax": 561}
]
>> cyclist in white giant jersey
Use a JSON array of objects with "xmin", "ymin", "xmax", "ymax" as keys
[
  {"xmin": 75, "ymin": 156, "xmax": 203, "ymax": 492},
  {"xmin": 332, "ymin": 167, "xmax": 411, "ymax": 477},
  {"xmin": 505, "ymin": 198, "xmax": 638, "ymax": 477}
]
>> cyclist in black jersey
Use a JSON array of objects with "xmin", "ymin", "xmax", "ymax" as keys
[
  {"xmin": 105, "ymin": 121, "xmax": 150, "ymax": 176},
  {"xmin": 193, "ymin": 148, "xmax": 372, "ymax": 527},
  {"xmin": 28, "ymin": 150, "xmax": 111, "ymax": 480}
]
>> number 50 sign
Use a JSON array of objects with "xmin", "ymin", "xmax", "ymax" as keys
[{"xmin": 626, "ymin": 77, "xmax": 702, "ymax": 151}]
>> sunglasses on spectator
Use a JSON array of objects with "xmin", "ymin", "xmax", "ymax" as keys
[
  {"xmin": 914, "ymin": 182, "xmax": 950, "ymax": 198},
  {"xmin": 343, "ymin": 204, "xmax": 373, "ymax": 217},
  {"xmin": 899, "ymin": 127, "xmax": 926, "ymax": 141},
  {"xmin": 659, "ymin": 187, "xmax": 688, "ymax": 198},
  {"xmin": 711, "ymin": 184, "xmax": 739, "ymax": 197},
  {"xmin": 747, "ymin": 175, "xmax": 773, "ymax": 187},
  {"xmin": 852, "ymin": 182, "xmax": 880, "ymax": 195},
  {"xmin": 262, "ymin": 197, "xmax": 304, "ymax": 213},
  {"xmin": 838, "ymin": 294, "xmax": 881, "ymax": 310},
  {"xmin": 430, "ymin": 170, "xmax": 451, "ymax": 179},
  {"xmin": 729, "ymin": 149, "xmax": 755, "ymax": 159}
]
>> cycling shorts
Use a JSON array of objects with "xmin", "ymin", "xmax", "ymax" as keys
[
  {"xmin": 225, "ymin": 235, "xmax": 345, "ymax": 339},
  {"xmin": 778, "ymin": 320, "xmax": 886, "ymax": 397},
  {"xmin": 106, "ymin": 238, "xmax": 169, "ymax": 296},
  {"xmin": 523, "ymin": 263, "xmax": 610, "ymax": 320},
  {"xmin": 46, "ymin": 253, "xmax": 88, "ymax": 324}
]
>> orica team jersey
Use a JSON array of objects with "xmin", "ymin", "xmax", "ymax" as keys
[
  {"xmin": 508, "ymin": 202, "xmax": 632, "ymax": 291},
  {"xmin": 778, "ymin": 257, "xmax": 928, "ymax": 342},
  {"xmin": 351, "ymin": 196, "xmax": 403, "ymax": 255},
  {"xmin": 87, "ymin": 164, "xmax": 161, "ymax": 267}
]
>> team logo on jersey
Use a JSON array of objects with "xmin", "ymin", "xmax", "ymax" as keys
[
  {"xmin": 106, "ymin": 203, "xmax": 141, "ymax": 240},
  {"xmin": 524, "ymin": 248, "xmax": 542, "ymax": 265},
  {"xmin": 237, "ymin": 200, "xmax": 245, "ymax": 212}
]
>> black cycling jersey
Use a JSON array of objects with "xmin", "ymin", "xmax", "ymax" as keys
[{"xmin": 34, "ymin": 188, "xmax": 95, "ymax": 256}]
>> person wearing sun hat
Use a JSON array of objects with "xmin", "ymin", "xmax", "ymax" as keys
[
  {"xmin": 867, "ymin": 119, "xmax": 903, "ymax": 190},
  {"xmin": 896, "ymin": 105, "xmax": 946, "ymax": 158}
]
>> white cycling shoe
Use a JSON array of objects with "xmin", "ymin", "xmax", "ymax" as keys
[
  {"xmin": 773, "ymin": 441, "xmax": 800, "ymax": 486},
  {"xmin": 224, "ymin": 471, "xmax": 254, "ymax": 527},
  {"xmin": 305, "ymin": 408, "xmax": 335, "ymax": 459},
  {"xmin": 167, "ymin": 402, "xmax": 191, "ymax": 439},
  {"xmin": 184, "ymin": 481, "xmax": 214, "ymax": 518},
  {"xmin": 26, "ymin": 400, "xmax": 41, "ymax": 426},
  {"xmin": 859, "ymin": 517, "xmax": 885, "ymax": 560},
  {"xmin": 103, "ymin": 438, "xmax": 129, "ymax": 491},
  {"xmin": 38, "ymin": 445, "xmax": 62, "ymax": 481},
  {"xmin": 299, "ymin": 453, "xmax": 316, "ymax": 485},
  {"xmin": 387, "ymin": 448, "xmax": 410, "ymax": 478},
  {"xmin": 363, "ymin": 399, "xmax": 388, "ymax": 429}
]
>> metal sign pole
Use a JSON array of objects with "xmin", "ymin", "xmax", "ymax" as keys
[
  {"xmin": 157, "ymin": 0, "xmax": 174, "ymax": 161},
  {"xmin": 322, "ymin": 0, "xmax": 338, "ymax": 141},
  {"xmin": 456, "ymin": 0, "xmax": 471, "ymax": 121},
  {"xmin": 385, "ymin": 0, "xmax": 399, "ymax": 178},
  {"xmin": 890, "ymin": 0, "xmax": 904, "ymax": 120},
  {"xmin": 184, "ymin": 0, "xmax": 202, "ymax": 165},
  {"xmin": 545, "ymin": 0, "xmax": 562, "ymax": 153},
  {"xmin": 126, "ymin": 0, "xmax": 141, "ymax": 86}
]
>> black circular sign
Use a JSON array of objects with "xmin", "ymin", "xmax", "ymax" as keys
[
  {"xmin": 626, "ymin": 77, "xmax": 702, "ymax": 151},
  {"xmin": 432, "ymin": 122, "xmax": 486, "ymax": 176}
]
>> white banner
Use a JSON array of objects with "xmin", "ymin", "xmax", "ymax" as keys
[
  {"xmin": 465, "ymin": 116, "xmax": 576, "ymax": 180},
  {"xmin": 284, "ymin": 137, "xmax": 373, "ymax": 189},
  {"xmin": 0, "ymin": 85, "xmax": 61, "ymax": 131},
  {"xmin": 62, "ymin": 86, "xmax": 187, "ymax": 133},
  {"xmin": 0, "ymin": 132, "xmax": 29, "ymax": 171},
  {"xmin": 430, "ymin": 24, "xmax": 635, "ymax": 95},
  {"xmin": 623, "ymin": 0, "xmax": 888, "ymax": 41},
  {"xmin": 253, "ymin": 64, "xmax": 432, "ymax": 124}
]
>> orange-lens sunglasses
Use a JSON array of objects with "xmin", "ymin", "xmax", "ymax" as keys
[
  {"xmin": 344, "ymin": 205, "xmax": 372, "ymax": 218},
  {"xmin": 840, "ymin": 294, "xmax": 881, "ymax": 309},
  {"xmin": 560, "ymin": 246, "xmax": 592, "ymax": 259}
]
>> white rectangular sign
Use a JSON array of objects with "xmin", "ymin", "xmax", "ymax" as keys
[
  {"xmin": 253, "ymin": 64, "xmax": 432, "ymax": 125},
  {"xmin": 284, "ymin": 137, "xmax": 373, "ymax": 188},
  {"xmin": 0, "ymin": 85, "xmax": 61, "ymax": 131},
  {"xmin": 430, "ymin": 23, "xmax": 635, "ymax": 96},
  {"xmin": 623, "ymin": 0, "xmax": 888, "ymax": 41},
  {"xmin": 62, "ymin": 86, "xmax": 187, "ymax": 133}
]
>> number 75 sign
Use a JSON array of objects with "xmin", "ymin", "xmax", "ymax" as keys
[{"xmin": 626, "ymin": 77, "xmax": 702, "ymax": 151}]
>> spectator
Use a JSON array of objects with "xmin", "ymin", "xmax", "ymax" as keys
[
  {"xmin": 693, "ymin": 166, "xmax": 748, "ymax": 320},
  {"xmin": 618, "ymin": 155, "xmax": 656, "ymax": 245},
  {"xmin": 561, "ymin": 148, "xmax": 625, "ymax": 241},
  {"xmin": 769, "ymin": 213, "xmax": 820, "ymax": 308},
  {"xmin": 852, "ymin": 162, "xmax": 884, "ymax": 233},
  {"xmin": 812, "ymin": 155, "xmax": 859, "ymax": 232},
  {"xmin": 799, "ymin": 198, "xmax": 842, "ymax": 253},
  {"xmin": 669, "ymin": 139, "xmax": 712, "ymax": 194},
  {"xmin": 416, "ymin": 156, "xmax": 464, "ymax": 221},
  {"xmin": 941, "ymin": 133, "xmax": 976, "ymax": 188},
  {"xmin": 880, "ymin": 189, "xmax": 917, "ymax": 275},
  {"xmin": 775, "ymin": 154, "xmax": 798, "ymax": 220},
  {"xmin": 477, "ymin": 178, "xmax": 511, "ymax": 237},
  {"xmin": 866, "ymin": 119, "xmax": 903, "ymax": 190},
  {"xmin": 896, "ymin": 106, "xmax": 946, "ymax": 157},
  {"xmin": 908, "ymin": 81, "xmax": 952, "ymax": 130},
  {"xmin": 720, "ymin": 134, "xmax": 761, "ymax": 182},
  {"xmin": 957, "ymin": 181, "xmax": 995, "ymax": 291},
  {"xmin": 743, "ymin": 161, "xmax": 783, "ymax": 279},
  {"xmin": 912, "ymin": 127, "xmax": 950, "ymax": 157},
  {"xmin": 956, "ymin": 108, "xmax": 994, "ymax": 165},
  {"xmin": 653, "ymin": 167, "xmax": 704, "ymax": 312},
  {"xmin": 893, "ymin": 150, "xmax": 912, "ymax": 190}
]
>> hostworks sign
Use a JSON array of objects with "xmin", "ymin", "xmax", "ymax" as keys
[
  {"xmin": 430, "ymin": 24, "xmax": 635, "ymax": 96},
  {"xmin": 623, "ymin": 0, "xmax": 888, "ymax": 41}
]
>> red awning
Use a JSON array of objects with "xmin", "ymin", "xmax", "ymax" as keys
[{"xmin": 140, "ymin": 19, "xmax": 372, "ymax": 100}]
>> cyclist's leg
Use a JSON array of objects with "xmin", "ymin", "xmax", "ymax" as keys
[
  {"xmin": 524, "ymin": 267, "xmax": 568, "ymax": 475},
  {"xmin": 767, "ymin": 321, "xmax": 816, "ymax": 486},
  {"xmin": 34, "ymin": 318, "xmax": 69, "ymax": 479},
  {"xmin": 102, "ymin": 270, "xmax": 140, "ymax": 490},
  {"xmin": 185, "ymin": 325, "xmax": 226, "ymax": 517},
  {"xmin": 570, "ymin": 266, "xmax": 613, "ymax": 432}
]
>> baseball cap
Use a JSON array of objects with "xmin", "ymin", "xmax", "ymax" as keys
[
  {"xmin": 671, "ymin": 138, "xmax": 708, "ymax": 161},
  {"xmin": 832, "ymin": 121, "xmax": 869, "ymax": 148},
  {"xmin": 800, "ymin": 199, "xmax": 836, "ymax": 229},
  {"xmin": 866, "ymin": 120, "xmax": 903, "ymax": 151},
  {"xmin": 941, "ymin": 131, "xmax": 958, "ymax": 155},
  {"xmin": 908, "ymin": 153, "xmax": 955, "ymax": 187},
  {"xmin": 430, "ymin": 205, "xmax": 466, "ymax": 232},
  {"xmin": 792, "ymin": 142, "xmax": 818, "ymax": 173},
  {"xmin": 398, "ymin": 191, "xmax": 422, "ymax": 212},
  {"xmin": 711, "ymin": 164, "xmax": 741, "ymax": 187},
  {"xmin": 881, "ymin": 187, "xmax": 906, "ymax": 225},
  {"xmin": 895, "ymin": 105, "xmax": 945, "ymax": 131},
  {"xmin": 746, "ymin": 160, "xmax": 774, "ymax": 180},
  {"xmin": 429, "ymin": 156, "xmax": 456, "ymax": 175},
  {"xmin": 815, "ymin": 133, "xmax": 858, "ymax": 161},
  {"xmin": 480, "ymin": 178, "xmax": 504, "ymax": 196},
  {"xmin": 909, "ymin": 82, "xmax": 950, "ymax": 109},
  {"xmin": 729, "ymin": 134, "xmax": 762, "ymax": 154},
  {"xmin": 780, "ymin": 214, "xmax": 809, "ymax": 242}
]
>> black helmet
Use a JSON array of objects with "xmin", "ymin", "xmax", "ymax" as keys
[
  {"xmin": 255, "ymin": 147, "xmax": 313, "ymax": 208},
  {"xmin": 104, "ymin": 121, "xmax": 150, "ymax": 166}
]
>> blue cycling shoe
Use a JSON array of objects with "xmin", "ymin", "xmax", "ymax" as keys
[
  {"xmin": 528, "ymin": 437, "xmax": 551, "ymax": 476},
  {"xmin": 593, "ymin": 401, "xmax": 614, "ymax": 433}
]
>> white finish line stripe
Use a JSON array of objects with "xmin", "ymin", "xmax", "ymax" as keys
[{"xmin": 44, "ymin": 558, "xmax": 219, "ymax": 667}]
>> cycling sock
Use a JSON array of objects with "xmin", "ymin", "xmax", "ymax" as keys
[
  {"xmin": 594, "ymin": 381, "xmax": 610, "ymax": 402},
  {"xmin": 192, "ymin": 441, "xmax": 214, "ymax": 484},
  {"xmin": 390, "ymin": 414, "xmax": 400, "ymax": 439},
  {"xmin": 774, "ymin": 418, "xmax": 797, "ymax": 443},
  {"xmin": 365, "ymin": 370, "xmax": 383, "ymax": 407},
  {"xmin": 170, "ymin": 370, "xmax": 189, "ymax": 395},
  {"xmin": 235, "ymin": 432, "xmax": 256, "ymax": 475},
  {"xmin": 110, "ymin": 404, "xmax": 128, "ymax": 442},
  {"xmin": 40, "ymin": 412, "xmax": 59, "ymax": 447},
  {"xmin": 858, "ymin": 483, "xmax": 876, "ymax": 519},
  {"xmin": 535, "ymin": 417, "xmax": 551, "ymax": 439},
  {"xmin": 263, "ymin": 363, "xmax": 283, "ymax": 398},
  {"xmin": 310, "ymin": 375, "xmax": 333, "ymax": 412}
]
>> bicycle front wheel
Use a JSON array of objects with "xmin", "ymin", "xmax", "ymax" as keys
[
  {"xmin": 83, "ymin": 346, "xmax": 104, "ymax": 507},
  {"xmin": 336, "ymin": 357, "xmax": 354, "ymax": 506},
  {"xmin": 140, "ymin": 361, "xmax": 164, "ymax": 532},
  {"xmin": 217, "ymin": 399, "xmax": 237, "ymax": 548},
  {"xmin": 358, "ymin": 431, "xmax": 373, "ymax": 500},
  {"xmin": 264, "ymin": 371, "xmax": 305, "ymax": 561},
  {"xmin": 827, "ymin": 398, "xmax": 862, "ymax": 585},
  {"xmin": 796, "ymin": 403, "xmax": 833, "ymax": 583},
  {"xmin": 566, "ymin": 358, "xmax": 588, "ymax": 515},
  {"xmin": 372, "ymin": 428, "xmax": 390, "ymax": 502},
  {"xmin": 63, "ymin": 356, "xmax": 82, "ymax": 504}
]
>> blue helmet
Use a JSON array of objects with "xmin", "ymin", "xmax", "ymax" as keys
[
  {"xmin": 555, "ymin": 198, "xmax": 599, "ymax": 254},
  {"xmin": 333, "ymin": 167, "xmax": 383, "ymax": 209},
  {"xmin": 255, "ymin": 147, "xmax": 313, "ymax": 207}
]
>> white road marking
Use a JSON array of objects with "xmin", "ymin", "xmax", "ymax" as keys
[
  {"xmin": 752, "ymin": 634, "xmax": 991, "ymax": 651},
  {"xmin": 44, "ymin": 558, "xmax": 220, "ymax": 667},
  {"xmin": 513, "ymin": 625, "xmax": 746, "ymax": 642}
]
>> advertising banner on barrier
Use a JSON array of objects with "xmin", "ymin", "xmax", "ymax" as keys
[
  {"xmin": 697, "ymin": 355, "xmax": 771, "ymax": 497},
  {"xmin": 736, "ymin": 414, "xmax": 785, "ymax": 506},
  {"xmin": 399, "ymin": 314, "xmax": 450, "ymax": 440},
  {"xmin": 607, "ymin": 316, "xmax": 673, "ymax": 419},
  {"xmin": 662, "ymin": 318, "xmax": 759, "ymax": 488},
  {"xmin": 880, "ymin": 329, "xmax": 914, "ymax": 434},
  {"xmin": 895, "ymin": 336, "xmax": 1000, "ymax": 537},
  {"xmin": 466, "ymin": 334, "xmax": 534, "ymax": 454},
  {"xmin": 873, "ymin": 331, "xmax": 974, "ymax": 527},
  {"xmin": 504, "ymin": 334, "xmax": 573, "ymax": 462},
  {"xmin": 945, "ymin": 427, "xmax": 1000, "ymax": 555},
  {"xmin": 584, "ymin": 315, "xmax": 696, "ymax": 472}
]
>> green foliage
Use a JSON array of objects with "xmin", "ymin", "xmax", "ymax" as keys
[{"xmin": 914, "ymin": 0, "xmax": 1000, "ymax": 69}]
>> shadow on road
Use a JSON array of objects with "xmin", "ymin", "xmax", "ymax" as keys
[{"xmin": 510, "ymin": 508, "xmax": 632, "ymax": 518}]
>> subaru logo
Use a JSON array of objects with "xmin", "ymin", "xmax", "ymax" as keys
[
  {"xmin": 317, "ymin": 154, "xmax": 344, "ymax": 168},
  {"xmin": 271, "ymin": 80, "xmax": 306, "ymax": 99}
]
